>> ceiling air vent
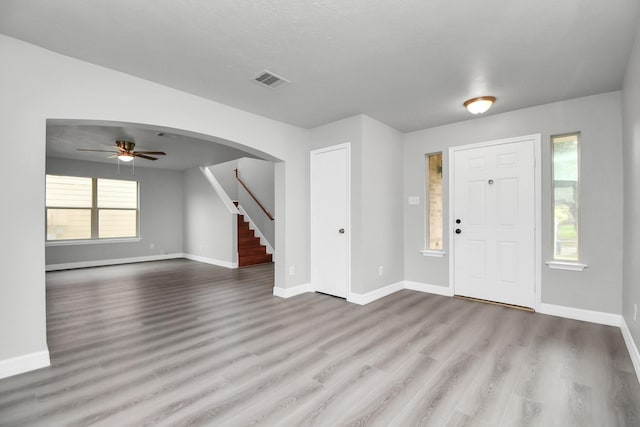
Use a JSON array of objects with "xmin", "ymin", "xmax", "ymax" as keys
[{"xmin": 251, "ymin": 70, "xmax": 290, "ymax": 89}]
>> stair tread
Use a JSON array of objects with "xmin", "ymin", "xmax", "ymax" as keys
[{"xmin": 236, "ymin": 214, "xmax": 271, "ymax": 267}]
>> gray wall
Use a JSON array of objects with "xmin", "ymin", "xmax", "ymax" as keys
[
  {"xmin": 622, "ymin": 28, "xmax": 640, "ymax": 343},
  {"xmin": 309, "ymin": 115, "xmax": 404, "ymax": 295},
  {"xmin": 209, "ymin": 159, "xmax": 239, "ymax": 201},
  {"xmin": 310, "ymin": 116, "xmax": 364, "ymax": 293},
  {"xmin": 361, "ymin": 116, "xmax": 404, "ymax": 292},
  {"xmin": 0, "ymin": 35, "xmax": 310, "ymax": 363},
  {"xmin": 236, "ymin": 158, "xmax": 275, "ymax": 247},
  {"xmin": 183, "ymin": 167, "xmax": 236, "ymax": 264},
  {"xmin": 404, "ymin": 92, "xmax": 624, "ymax": 314},
  {"xmin": 209, "ymin": 158, "xmax": 275, "ymax": 248},
  {"xmin": 46, "ymin": 158, "xmax": 184, "ymax": 265}
]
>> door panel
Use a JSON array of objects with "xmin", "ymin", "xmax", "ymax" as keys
[
  {"xmin": 453, "ymin": 139, "xmax": 535, "ymax": 307},
  {"xmin": 310, "ymin": 144, "xmax": 350, "ymax": 298}
]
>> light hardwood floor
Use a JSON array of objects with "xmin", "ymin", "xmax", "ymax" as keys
[{"xmin": 0, "ymin": 259, "xmax": 638, "ymax": 426}]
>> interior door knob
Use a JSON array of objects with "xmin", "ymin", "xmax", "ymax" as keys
[
  {"xmin": 455, "ymin": 228, "xmax": 462, "ymax": 234},
  {"xmin": 338, "ymin": 228, "xmax": 345, "ymax": 234}
]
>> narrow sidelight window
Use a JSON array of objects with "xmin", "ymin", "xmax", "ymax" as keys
[
  {"xmin": 426, "ymin": 152, "xmax": 443, "ymax": 250},
  {"xmin": 552, "ymin": 133, "xmax": 580, "ymax": 261}
]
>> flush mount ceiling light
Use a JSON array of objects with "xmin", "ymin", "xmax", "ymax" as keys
[{"xmin": 464, "ymin": 96, "xmax": 496, "ymax": 114}]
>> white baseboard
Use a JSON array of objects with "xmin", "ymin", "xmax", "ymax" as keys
[
  {"xmin": 0, "ymin": 350, "xmax": 50, "ymax": 380},
  {"xmin": 403, "ymin": 280, "xmax": 455, "ymax": 297},
  {"xmin": 348, "ymin": 281, "xmax": 405, "ymax": 305},
  {"xmin": 273, "ymin": 283, "xmax": 311, "ymax": 298},
  {"xmin": 621, "ymin": 318, "xmax": 640, "ymax": 383},
  {"xmin": 236, "ymin": 204, "xmax": 274, "ymax": 255},
  {"xmin": 45, "ymin": 253, "xmax": 184, "ymax": 271},
  {"xmin": 182, "ymin": 253, "xmax": 238, "ymax": 269},
  {"xmin": 537, "ymin": 303, "xmax": 622, "ymax": 327}
]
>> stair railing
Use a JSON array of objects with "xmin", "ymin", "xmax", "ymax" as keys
[{"xmin": 234, "ymin": 168, "xmax": 274, "ymax": 221}]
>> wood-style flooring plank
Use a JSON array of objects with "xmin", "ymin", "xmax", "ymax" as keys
[{"xmin": 0, "ymin": 259, "xmax": 638, "ymax": 426}]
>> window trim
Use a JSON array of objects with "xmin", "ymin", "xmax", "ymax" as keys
[
  {"xmin": 545, "ymin": 260, "xmax": 588, "ymax": 271},
  {"xmin": 46, "ymin": 174, "xmax": 139, "ymax": 242},
  {"xmin": 45, "ymin": 237, "xmax": 142, "ymax": 247},
  {"xmin": 425, "ymin": 151, "xmax": 444, "ymax": 253},
  {"xmin": 549, "ymin": 132, "xmax": 585, "ymax": 268}
]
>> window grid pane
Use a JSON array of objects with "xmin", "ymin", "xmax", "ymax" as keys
[
  {"xmin": 552, "ymin": 134, "xmax": 579, "ymax": 261},
  {"xmin": 47, "ymin": 208, "xmax": 92, "ymax": 240},
  {"xmin": 98, "ymin": 209, "xmax": 137, "ymax": 238},
  {"xmin": 46, "ymin": 175, "xmax": 92, "ymax": 208},
  {"xmin": 427, "ymin": 153, "xmax": 443, "ymax": 250},
  {"xmin": 98, "ymin": 179, "xmax": 138, "ymax": 208}
]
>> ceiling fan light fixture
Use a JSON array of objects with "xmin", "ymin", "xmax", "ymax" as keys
[
  {"xmin": 464, "ymin": 96, "xmax": 496, "ymax": 114},
  {"xmin": 117, "ymin": 153, "xmax": 134, "ymax": 162}
]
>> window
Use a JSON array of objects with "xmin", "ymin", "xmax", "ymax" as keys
[
  {"xmin": 552, "ymin": 133, "xmax": 580, "ymax": 261},
  {"xmin": 426, "ymin": 152, "xmax": 443, "ymax": 251},
  {"xmin": 46, "ymin": 175, "xmax": 138, "ymax": 241}
]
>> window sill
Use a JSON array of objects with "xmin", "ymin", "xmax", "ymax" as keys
[
  {"xmin": 46, "ymin": 238, "xmax": 141, "ymax": 247},
  {"xmin": 545, "ymin": 261, "xmax": 588, "ymax": 271},
  {"xmin": 421, "ymin": 250, "xmax": 446, "ymax": 258}
]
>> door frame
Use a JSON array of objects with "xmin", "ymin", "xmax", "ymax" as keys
[
  {"xmin": 448, "ymin": 134, "xmax": 542, "ymax": 310},
  {"xmin": 309, "ymin": 142, "xmax": 352, "ymax": 299}
]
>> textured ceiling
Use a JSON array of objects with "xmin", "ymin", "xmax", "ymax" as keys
[
  {"xmin": 46, "ymin": 123, "xmax": 259, "ymax": 171},
  {"xmin": 2, "ymin": 0, "xmax": 640, "ymax": 132}
]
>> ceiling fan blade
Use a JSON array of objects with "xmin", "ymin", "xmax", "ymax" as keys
[
  {"xmin": 134, "ymin": 151, "xmax": 166, "ymax": 155},
  {"xmin": 77, "ymin": 149, "xmax": 118, "ymax": 153},
  {"xmin": 134, "ymin": 153, "xmax": 158, "ymax": 161},
  {"xmin": 107, "ymin": 154, "xmax": 119, "ymax": 158}
]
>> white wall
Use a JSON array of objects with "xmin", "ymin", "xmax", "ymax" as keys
[
  {"xmin": 45, "ymin": 158, "xmax": 183, "ymax": 266},
  {"xmin": 404, "ymin": 92, "xmax": 624, "ymax": 314},
  {"xmin": 309, "ymin": 115, "xmax": 404, "ymax": 295},
  {"xmin": 622, "ymin": 27, "xmax": 640, "ymax": 343},
  {"xmin": 0, "ymin": 35, "xmax": 310, "ymax": 362},
  {"xmin": 183, "ymin": 167, "xmax": 236, "ymax": 265}
]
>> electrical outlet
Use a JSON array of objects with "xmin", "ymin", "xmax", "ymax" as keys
[
  {"xmin": 408, "ymin": 196, "xmax": 420, "ymax": 205},
  {"xmin": 634, "ymin": 304, "xmax": 638, "ymax": 322},
  {"xmin": 379, "ymin": 266, "xmax": 383, "ymax": 276},
  {"xmin": 289, "ymin": 265, "xmax": 295, "ymax": 276}
]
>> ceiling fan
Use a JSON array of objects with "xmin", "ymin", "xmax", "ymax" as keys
[{"xmin": 77, "ymin": 140, "xmax": 166, "ymax": 162}]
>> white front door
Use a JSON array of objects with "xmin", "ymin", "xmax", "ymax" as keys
[
  {"xmin": 452, "ymin": 137, "xmax": 536, "ymax": 308},
  {"xmin": 310, "ymin": 143, "xmax": 350, "ymax": 298}
]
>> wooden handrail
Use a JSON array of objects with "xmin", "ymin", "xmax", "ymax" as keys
[{"xmin": 234, "ymin": 169, "xmax": 274, "ymax": 221}]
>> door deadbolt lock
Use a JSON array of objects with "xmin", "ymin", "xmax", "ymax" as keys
[
  {"xmin": 456, "ymin": 219, "xmax": 461, "ymax": 224},
  {"xmin": 338, "ymin": 228, "xmax": 345, "ymax": 234},
  {"xmin": 488, "ymin": 179, "xmax": 494, "ymax": 185}
]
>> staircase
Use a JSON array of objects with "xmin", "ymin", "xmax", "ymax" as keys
[{"xmin": 237, "ymin": 211, "xmax": 272, "ymax": 267}]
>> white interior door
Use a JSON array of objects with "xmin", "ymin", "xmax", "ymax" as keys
[
  {"xmin": 452, "ymin": 138, "xmax": 535, "ymax": 308},
  {"xmin": 310, "ymin": 143, "xmax": 350, "ymax": 298}
]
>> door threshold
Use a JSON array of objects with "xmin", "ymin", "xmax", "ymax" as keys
[
  {"xmin": 315, "ymin": 291, "xmax": 346, "ymax": 300},
  {"xmin": 454, "ymin": 295, "xmax": 534, "ymax": 312}
]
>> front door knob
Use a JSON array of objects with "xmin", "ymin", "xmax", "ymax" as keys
[
  {"xmin": 338, "ymin": 228, "xmax": 345, "ymax": 234},
  {"xmin": 455, "ymin": 228, "xmax": 462, "ymax": 234}
]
